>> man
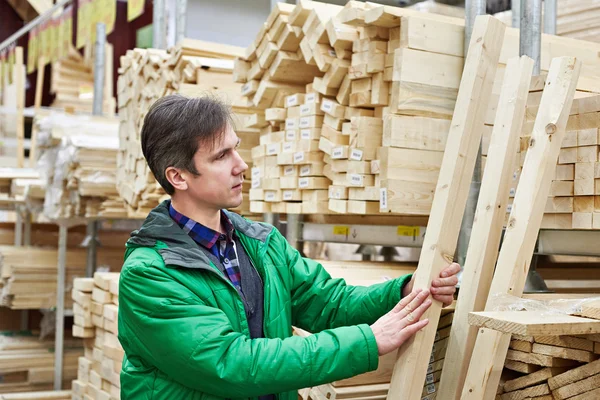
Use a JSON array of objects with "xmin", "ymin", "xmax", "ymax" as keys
[{"xmin": 118, "ymin": 95, "xmax": 460, "ymax": 399}]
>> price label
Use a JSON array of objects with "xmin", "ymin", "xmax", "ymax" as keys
[
  {"xmin": 507, "ymin": 204, "xmax": 513, "ymax": 213},
  {"xmin": 286, "ymin": 130, "xmax": 296, "ymax": 141},
  {"xmin": 350, "ymin": 174, "xmax": 363, "ymax": 186},
  {"xmin": 350, "ymin": 149, "xmax": 363, "ymax": 161},
  {"xmin": 294, "ymin": 152, "xmax": 304, "ymax": 163},
  {"xmin": 328, "ymin": 49, "xmax": 337, "ymax": 57},
  {"xmin": 380, "ymin": 188, "xmax": 388, "ymax": 210},
  {"xmin": 252, "ymin": 179, "xmax": 261, "ymax": 189},
  {"xmin": 397, "ymin": 226, "xmax": 419, "ymax": 237},
  {"xmin": 283, "ymin": 190, "xmax": 293, "ymax": 201},
  {"xmin": 300, "ymin": 129, "xmax": 311, "ymax": 140},
  {"xmin": 300, "ymin": 104, "xmax": 310, "ymax": 115},
  {"xmin": 286, "ymin": 96, "xmax": 296, "ymax": 107},
  {"xmin": 426, "ymin": 384, "xmax": 436, "ymax": 395},
  {"xmin": 329, "ymin": 187, "xmax": 340, "ymax": 199},
  {"xmin": 284, "ymin": 166, "xmax": 294, "ymax": 176},
  {"xmin": 265, "ymin": 191, "xmax": 276, "ymax": 201},
  {"xmin": 427, "ymin": 364, "xmax": 433, "ymax": 374},
  {"xmin": 283, "ymin": 142, "xmax": 293, "ymax": 152},
  {"xmin": 305, "ymin": 93, "xmax": 316, "ymax": 104},
  {"xmin": 426, "ymin": 373, "xmax": 434, "ymax": 385},
  {"xmin": 509, "ymin": 188, "xmax": 516, "ymax": 197},
  {"xmin": 251, "ymin": 167, "xmax": 260, "ymax": 178},
  {"xmin": 266, "ymin": 144, "xmax": 278, "ymax": 155},
  {"xmin": 332, "ymin": 147, "xmax": 344, "ymax": 158},
  {"xmin": 322, "ymin": 100, "xmax": 333, "ymax": 112},
  {"xmin": 299, "ymin": 117, "xmax": 310, "ymax": 128},
  {"xmin": 300, "ymin": 166, "xmax": 310, "ymax": 176},
  {"xmin": 333, "ymin": 225, "xmax": 349, "ymax": 236},
  {"xmin": 286, "ymin": 119, "xmax": 297, "ymax": 129},
  {"xmin": 241, "ymin": 83, "xmax": 251, "ymax": 95},
  {"xmin": 298, "ymin": 178, "xmax": 309, "ymax": 188}
]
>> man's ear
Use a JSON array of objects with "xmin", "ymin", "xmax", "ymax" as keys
[{"xmin": 165, "ymin": 167, "xmax": 188, "ymax": 192}]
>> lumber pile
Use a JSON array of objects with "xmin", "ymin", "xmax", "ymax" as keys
[
  {"xmin": 236, "ymin": 0, "xmax": 600, "ymax": 218},
  {"xmin": 0, "ymin": 391, "xmax": 72, "ymax": 400},
  {"xmin": 34, "ymin": 112, "xmax": 127, "ymax": 219},
  {"xmin": 495, "ymin": 0, "xmax": 600, "ymax": 43},
  {"xmin": 0, "ymin": 332, "xmax": 82, "ymax": 394},
  {"xmin": 115, "ymin": 40, "xmax": 259, "ymax": 219},
  {"xmin": 70, "ymin": 273, "xmax": 122, "ymax": 400},
  {"xmin": 50, "ymin": 47, "xmax": 115, "ymax": 115}
]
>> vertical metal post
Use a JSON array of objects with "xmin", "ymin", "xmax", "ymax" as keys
[
  {"xmin": 175, "ymin": 0, "xmax": 187, "ymax": 45},
  {"xmin": 456, "ymin": 0, "xmax": 486, "ymax": 270},
  {"xmin": 153, "ymin": 0, "xmax": 167, "ymax": 49},
  {"xmin": 93, "ymin": 23, "xmax": 106, "ymax": 116},
  {"xmin": 285, "ymin": 214, "xmax": 303, "ymax": 253},
  {"xmin": 263, "ymin": 212, "xmax": 280, "ymax": 231},
  {"xmin": 54, "ymin": 223, "xmax": 68, "ymax": 390},
  {"xmin": 543, "ymin": 0, "xmax": 557, "ymax": 35},
  {"xmin": 521, "ymin": 0, "xmax": 542, "ymax": 75},
  {"xmin": 14, "ymin": 209, "xmax": 23, "ymax": 246},
  {"xmin": 85, "ymin": 221, "xmax": 99, "ymax": 278},
  {"xmin": 511, "ymin": 0, "xmax": 521, "ymax": 28}
]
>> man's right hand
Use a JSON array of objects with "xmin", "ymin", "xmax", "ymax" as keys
[{"xmin": 370, "ymin": 289, "xmax": 432, "ymax": 356}]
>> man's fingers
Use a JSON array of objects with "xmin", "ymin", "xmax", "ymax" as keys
[
  {"xmin": 399, "ymin": 290, "xmax": 430, "ymax": 320},
  {"xmin": 392, "ymin": 288, "xmax": 421, "ymax": 313},
  {"xmin": 431, "ymin": 286, "xmax": 456, "ymax": 296},
  {"xmin": 440, "ymin": 262, "xmax": 461, "ymax": 278},
  {"xmin": 397, "ymin": 319, "xmax": 429, "ymax": 342},
  {"xmin": 432, "ymin": 275, "xmax": 459, "ymax": 288},
  {"xmin": 433, "ymin": 295, "xmax": 454, "ymax": 308},
  {"xmin": 404, "ymin": 298, "xmax": 432, "ymax": 324}
]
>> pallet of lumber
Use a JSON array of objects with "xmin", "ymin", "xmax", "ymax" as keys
[
  {"xmin": 70, "ymin": 272, "xmax": 122, "ymax": 400},
  {"xmin": 33, "ymin": 112, "xmax": 126, "ymax": 220},
  {"xmin": 115, "ymin": 41, "xmax": 259, "ymax": 219},
  {"xmin": 0, "ymin": 391, "xmax": 72, "ymax": 399},
  {"xmin": 0, "ymin": 332, "xmax": 82, "ymax": 395}
]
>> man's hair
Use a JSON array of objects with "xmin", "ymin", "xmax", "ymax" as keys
[{"xmin": 141, "ymin": 94, "xmax": 233, "ymax": 195}]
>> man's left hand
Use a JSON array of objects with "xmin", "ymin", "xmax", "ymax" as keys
[{"xmin": 402, "ymin": 263, "xmax": 461, "ymax": 308}]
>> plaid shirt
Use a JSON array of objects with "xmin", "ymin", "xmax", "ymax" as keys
[{"xmin": 169, "ymin": 203, "xmax": 242, "ymax": 291}]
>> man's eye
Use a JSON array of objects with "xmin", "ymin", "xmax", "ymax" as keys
[{"xmin": 217, "ymin": 152, "xmax": 227, "ymax": 160}]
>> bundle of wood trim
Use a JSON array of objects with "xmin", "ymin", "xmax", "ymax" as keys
[
  {"xmin": 0, "ymin": 391, "xmax": 72, "ymax": 400},
  {"xmin": 235, "ymin": 0, "xmax": 600, "ymax": 217},
  {"xmin": 34, "ymin": 112, "xmax": 126, "ymax": 219},
  {"xmin": 115, "ymin": 40, "xmax": 260, "ymax": 219},
  {"xmin": 0, "ymin": 332, "xmax": 82, "ymax": 394},
  {"xmin": 70, "ymin": 273, "xmax": 122, "ymax": 400}
]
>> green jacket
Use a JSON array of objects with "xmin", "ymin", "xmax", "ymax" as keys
[{"xmin": 118, "ymin": 201, "xmax": 411, "ymax": 400}]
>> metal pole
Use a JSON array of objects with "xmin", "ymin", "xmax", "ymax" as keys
[
  {"xmin": 93, "ymin": 23, "xmax": 106, "ymax": 116},
  {"xmin": 153, "ymin": 0, "xmax": 167, "ymax": 49},
  {"xmin": 456, "ymin": 0, "xmax": 486, "ymax": 270},
  {"xmin": 175, "ymin": 0, "xmax": 187, "ymax": 45},
  {"xmin": 85, "ymin": 220, "xmax": 99, "ymax": 278},
  {"xmin": 511, "ymin": 0, "xmax": 521, "ymax": 28},
  {"xmin": 263, "ymin": 212, "xmax": 280, "ymax": 231},
  {"xmin": 0, "ymin": 0, "xmax": 72, "ymax": 52},
  {"xmin": 521, "ymin": 0, "xmax": 542, "ymax": 75},
  {"xmin": 54, "ymin": 223, "xmax": 68, "ymax": 390},
  {"xmin": 544, "ymin": 0, "xmax": 557, "ymax": 35},
  {"xmin": 285, "ymin": 214, "xmax": 303, "ymax": 253}
]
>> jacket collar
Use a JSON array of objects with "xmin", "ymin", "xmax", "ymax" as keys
[{"xmin": 126, "ymin": 200, "xmax": 273, "ymax": 269}]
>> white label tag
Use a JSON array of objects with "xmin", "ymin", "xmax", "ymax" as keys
[
  {"xmin": 252, "ymin": 179, "xmax": 261, "ymax": 189},
  {"xmin": 286, "ymin": 130, "xmax": 296, "ymax": 141},
  {"xmin": 265, "ymin": 191, "xmax": 276, "ymax": 201},
  {"xmin": 298, "ymin": 178, "xmax": 309, "ymax": 188},
  {"xmin": 322, "ymin": 100, "xmax": 333, "ymax": 112},
  {"xmin": 284, "ymin": 166, "xmax": 294, "ymax": 176},
  {"xmin": 507, "ymin": 204, "xmax": 513, "ymax": 213},
  {"xmin": 286, "ymin": 96, "xmax": 296, "ymax": 107},
  {"xmin": 328, "ymin": 49, "xmax": 336, "ymax": 57},
  {"xmin": 332, "ymin": 147, "xmax": 344, "ymax": 158},
  {"xmin": 509, "ymin": 188, "xmax": 516, "ymax": 197},
  {"xmin": 305, "ymin": 93, "xmax": 316, "ymax": 104},
  {"xmin": 426, "ymin": 373, "xmax": 434, "ymax": 385},
  {"xmin": 283, "ymin": 190, "xmax": 293, "ymax": 201},
  {"xmin": 301, "ymin": 129, "xmax": 311, "ymax": 140},
  {"xmin": 286, "ymin": 119, "xmax": 297, "ymax": 129},
  {"xmin": 426, "ymin": 384, "xmax": 436, "ymax": 394},
  {"xmin": 350, "ymin": 149, "xmax": 363, "ymax": 161},
  {"xmin": 380, "ymin": 188, "xmax": 388, "ymax": 209},
  {"xmin": 283, "ymin": 142, "xmax": 293, "ymax": 152},
  {"xmin": 241, "ymin": 83, "xmax": 251, "ymax": 94},
  {"xmin": 294, "ymin": 152, "xmax": 304, "ymax": 163},
  {"xmin": 427, "ymin": 364, "xmax": 433, "ymax": 374},
  {"xmin": 300, "ymin": 104, "xmax": 310, "ymax": 115},
  {"xmin": 299, "ymin": 117, "xmax": 310, "ymax": 128},
  {"xmin": 251, "ymin": 167, "xmax": 261, "ymax": 178},
  {"xmin": 300, "ymin": 166, "xmax": 310, "ymax": 176},
  {"xmin": 350, "ymin": 174, "xmax": 363, "ymax": 186},
  {"xmin": 266, "ymin": 144, "xmax": 278, "ymax": 156}
]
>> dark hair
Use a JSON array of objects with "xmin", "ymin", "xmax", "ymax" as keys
[{"xmin": 140, "ymin": 94, "xmax": 233, "ymax": 195}]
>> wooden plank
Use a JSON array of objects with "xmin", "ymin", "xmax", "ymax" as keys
[
  {"xmin": 532, "ymin": 343, "xmax": 598, "ymax": 363},
  {"xmin": 534, "ymin": 335, "xmax": 595, "ymax": 352},
  {"xmin": 382, "ymin": 115, "xmax": 450, "ymax": 152},
  {"xmin": 548, "ymin": 358, "xmax": 600, "ymax": 390},
  {"xmin": 503, "ymin": 367, "xmax": 568, "ymax": 393},
  {"xmin": 461, "ymin": 56, "xmax": 581, "ymax": 400},
  {"xmin": 506, "ymin": 349, "xmax": 580, "ymax": 368},
  {"xmin": 504, "ymin": 360, "xmax": 541, "ymax": 374},
  {"xmin": 500, "ymin": 383, "xmax": 550, "ymax": 400},
  {"xmin": 579, "ymin": 299, "xmax": 600, "ymax": 320},
  {"xmin": 437, "ymin": 56, "xmax": 533, "ymax": 400},
  {"xmin": 387, "ymin": 15, "xmax": 505, "ymax": 400},
  {"xmin": 468, "ymin": 311, "xmax": 600, "ymax": 336},
  {"xmin": 552, "ymin": 373, "xmax": 600, "ymax": 400},
  {"xmin": 15, "ymin": 47, "xmax": 25, "ymax": 168}
]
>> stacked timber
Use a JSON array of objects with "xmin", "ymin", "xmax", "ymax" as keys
[
  {"xmin": 495, "ymin": 0, "xmax": 600, "ymax": 43},
  {"xmin": 34, "ymin": 112, "xmax": 126, "ymax": 219},
  {"xmin": 0, "ymin": 332, "xmax": 82, "ymax": 394},
  {"xmin": 50, "ymin": 47, "xmax": 115, "ymax": 115},
  {"xmin": 0, "ymin": 391, "xmax": 72, "ymax": 400},
  {"xmin": 71, "ymin": 273, "xmax": 122, "ymax": 400},
  {"xmin": 115, "ymin": 40, "xmax": 258, "ymax": 219}
]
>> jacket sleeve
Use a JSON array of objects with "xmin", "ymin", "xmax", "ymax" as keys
[
  {"xmin": 118, "ymin": 261, "xmax": 380, "ymax": 398},
  {"xmin": 278, "ymin": 232, "xmax": 413, "ymax": 333}
]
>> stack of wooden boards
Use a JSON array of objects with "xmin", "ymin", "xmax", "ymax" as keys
[
  {"xmin": 0, "ymin": 168, "xmax": 40, "ymax": 207},
  {"xmin": 50, "ymin": 46, "xmax": 116, "ymax": 115},
  {"xmin": 70, "ymin": 273, "xmax": 122, "ymax": 400},
  {"xmin": 0, "ymin": 391, "xmax": 72, "ymax": 400},
  {"xmin": 235, "ymin": 0, "xmax": 600, "ymax": 217},
  {"xmin": 115, "ymin": 40, "xmax": 260, "ymax": 219},
  {"xmin": 494, "ymin": 0, "xmax": 600, "ymax": 43},
  {"xmin": 34, "ymin": 112, "xmax": 127, "ymax": 219},
  {"xmin": 0, "ymin": 332, "xmax": 82, "ymax": 394}
]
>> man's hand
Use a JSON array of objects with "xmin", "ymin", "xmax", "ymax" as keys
[
  {"xmin": 402, "ymin": 263, "xmax": 461, "ymax": 308},
  {"xmin": 371, "ymin": 289, "xmax": 432, "ymax": 356}
]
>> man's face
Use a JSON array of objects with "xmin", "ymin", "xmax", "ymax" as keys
[{"xmin": 185, "ymin": 125, "xmax": 248, "ymax": 211}]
